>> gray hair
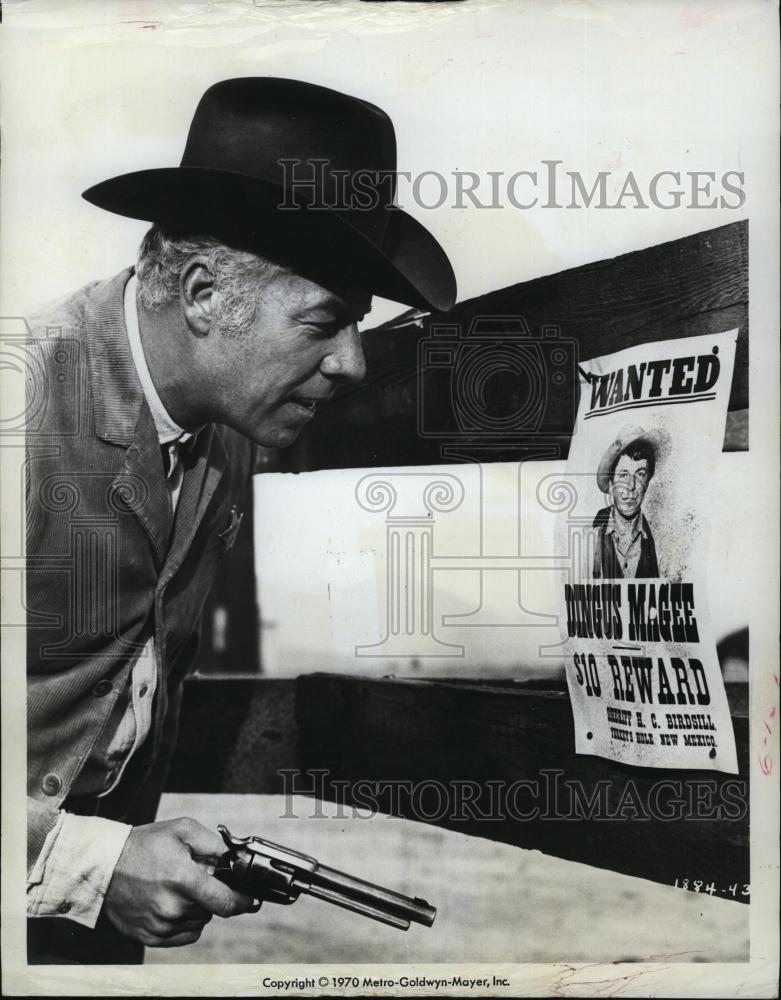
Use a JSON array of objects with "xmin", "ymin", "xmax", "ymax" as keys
[{"xmin": 136, "ymin": 224, "xmax": 276, "ymax": 337}]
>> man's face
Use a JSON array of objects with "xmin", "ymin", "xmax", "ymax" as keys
[
  {"xmin": 201, "ymin": 267, "xmax": 370, "ymax": 448},
  {"xmin": 611, "ymin": 453, "xmax": 650, "ymax": 519}
]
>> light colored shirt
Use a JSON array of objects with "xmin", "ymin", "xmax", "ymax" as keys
[
  {"xmin": 26, "ymin": 813, "xmax": 133, "ymax": 927},
  {"xmin": 605, "ymin": 506, "xmax": 648, "ymax": 579},
  {"xmin": 124, "ymin": 273, "xmax": 195, "ymax": 511},
  {"xmin": 97, "ymin": 273, "xmax": 192, "ymax": 788},
  {"xmin": 27, "ymin": 273, "xmax": 194, "ymax": 929}
]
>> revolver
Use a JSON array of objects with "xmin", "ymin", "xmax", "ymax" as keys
[{"xmin": 212, "ymin": 825, "xmax": 436, "ymax": 931}]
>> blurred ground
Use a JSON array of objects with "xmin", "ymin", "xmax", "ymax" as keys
[{"xmin": 148, "ymin": 793, "xmax": 749, "ymax": 965}]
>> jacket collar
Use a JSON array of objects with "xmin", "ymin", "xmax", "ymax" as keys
[
  {"xmin": 83, "ymin": 268, "xmax": 228, "ymax": 567},
  {"xmin": 83, "ymin": 268, "xmax": 174, "ymax": 563},
  {"xmin": 83, "ymin": 267, "xmax": 146, "ymax": 447}
]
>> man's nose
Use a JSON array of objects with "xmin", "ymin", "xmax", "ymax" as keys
[{"xmin": 320, "ymin": 323, "xmax": 367, "ymax": 384}]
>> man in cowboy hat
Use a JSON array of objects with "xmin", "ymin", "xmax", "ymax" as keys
[
  {"xmin": 592, "ymin": 426, "xmax": 660, "ymax": 579},
  {"xmin": 25, "ymin": 77, "xmax": 455, "ymax": 963}
]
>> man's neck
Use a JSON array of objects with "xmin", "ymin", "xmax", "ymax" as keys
[{"xmin": 612, "ymin": 506, "xmax": 642, "ymax": 536}]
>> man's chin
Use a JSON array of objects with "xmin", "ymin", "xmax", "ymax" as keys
[{"xmin": 246, "ymin": 422, "xmax": 304, "ymax": 450}]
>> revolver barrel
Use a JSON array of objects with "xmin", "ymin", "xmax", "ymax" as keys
[
  {"xmin": 302, "ymin": 862, "xmax": 436, "ymax": 930},
  {"xmin": 304, "ymin": 884, "xmax": 411, "ymax": 930}
]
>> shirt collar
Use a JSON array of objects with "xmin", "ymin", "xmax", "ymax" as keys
[
  {"xmin": 124, "ymin": 273, "xmax": 193, "ymax": 447},
  {"xmin": 606, "ymin": 506, "xmax": 647, "ymax": 539}
]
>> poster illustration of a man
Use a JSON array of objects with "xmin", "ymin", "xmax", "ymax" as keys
[{"xmin": 592, "ymin": 426, "xmax": 662, "ymax": 579}]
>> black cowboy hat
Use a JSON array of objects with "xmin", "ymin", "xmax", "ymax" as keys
[{"xmin": 82, "ymin": 77, "xmax": 456, "ymax": 312}]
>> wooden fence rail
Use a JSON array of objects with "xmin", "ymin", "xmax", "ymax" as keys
[
  {"xmin": 167, "ymin": 675, "xmax": 749, "ymax": 900},
  {"xmin": 287, "ymin": 220, "xmax": 748, "ymax": 471}
]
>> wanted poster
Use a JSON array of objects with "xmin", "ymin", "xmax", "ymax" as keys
[
  {"xmin": 1, "ymin": 2, "xmax": 778, "ymax": 999},
  {"xmin": 560, "ymin": 331, "xmax": 739, "ymax": 773}
]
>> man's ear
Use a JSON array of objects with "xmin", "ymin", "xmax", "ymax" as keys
[{"xmin": 180, "ymin": 256, "xmax": 215, "ymax": 336}]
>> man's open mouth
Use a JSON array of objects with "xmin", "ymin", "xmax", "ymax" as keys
[
  {"xmin": 291, "ymin": 393, "xmax": 333, "ymax": 411},
  {"xmin": 287, "ymin": 395, "xmax": 331, "ymax": 419}
]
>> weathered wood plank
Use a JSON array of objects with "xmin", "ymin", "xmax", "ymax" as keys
[
  {"xmin": 166, "ymin": 679, "xmax": 297, "ymax": 793},
  {"xmin": 295, "ymin": 675, "xmax": 749, "ymax": 900},
  {"xmin": 287, "ymin": 221, "xmax": 747, "ymax": 471}
]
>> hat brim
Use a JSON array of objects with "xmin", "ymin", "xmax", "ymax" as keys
[{"xmin": 82, "ymin": 167, "xmax": 456, "ymax": 312}]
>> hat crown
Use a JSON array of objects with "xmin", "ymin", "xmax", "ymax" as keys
[
  {"xmin": 181, "ymin": 78, "xmax": 398, "ymax": 205},
  {"xmin": 81, "ymin": 77, "xmax": 456, "ymax": 311}
]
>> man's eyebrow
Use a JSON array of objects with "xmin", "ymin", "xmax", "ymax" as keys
[{"xmin": 297, "ymin": 292, "xmax": 369, "ymax": 324}]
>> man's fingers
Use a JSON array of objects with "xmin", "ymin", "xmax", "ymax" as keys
[
  {"xmin": 153, "ymin": 918, "xmax": 209, "ymax": 939},
  {"xmin": 153, "ymin": 929, "xmax": 204, "ymax": 949},
  {"xmin": 177, "ymin": 901, "xmax": 213, "ymax": 924},
  {"xmin": 172, "ymin": 817, "xmax": 227, "ymax": 862},
  {"xmin": 183, "ymin": 865, "xmax": 255, "ymax": 918}
]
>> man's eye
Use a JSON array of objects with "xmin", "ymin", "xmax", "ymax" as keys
[{"xmin": 308, "ymin": 322, "xmax": 339, "ymax": 337}]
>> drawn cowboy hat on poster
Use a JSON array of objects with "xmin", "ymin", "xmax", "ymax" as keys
[
  {"xmin": 592, "ymin": 424, "xmax": 671, "ymax": 580},
  {"xmin": 82, "ymin": 77, "xmax": 456, "ymax": 313}
]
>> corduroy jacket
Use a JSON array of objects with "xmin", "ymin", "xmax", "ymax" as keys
[{"xmin": 26, "ymin": 269, "xmax": 256, "ymax": 872}]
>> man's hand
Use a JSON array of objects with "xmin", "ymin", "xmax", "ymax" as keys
[{"xmin": 103, "ymin": 817, "xmax": 254, "ymax": 947}]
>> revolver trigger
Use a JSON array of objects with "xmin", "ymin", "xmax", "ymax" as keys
[{"xmin": 248, "ymin": 898, "xmax": 262, "ymax": 914}]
